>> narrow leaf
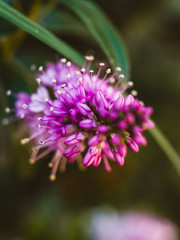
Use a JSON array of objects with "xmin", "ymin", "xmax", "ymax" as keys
[
  {"xmin": 41, "ymin": 10, "xmax": 89, "ymax": 37},
  {"xmin": 62, "ymin": 0, "xmax": 130, "ymax": 81},
  {"xmin": 0, "ymin": 1, "xmax": 84, "ymax": 66}
]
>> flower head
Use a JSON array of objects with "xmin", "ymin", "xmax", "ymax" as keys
[{"xmin": 5, "ymin": 56, "xmax": 154, "ymax": 180}]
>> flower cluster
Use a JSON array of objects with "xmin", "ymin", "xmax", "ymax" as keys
[{"xmin": 5, "ymin": 57, "xmax": 154, "ymax": 180}]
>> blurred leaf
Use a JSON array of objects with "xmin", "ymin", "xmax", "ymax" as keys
[
  {"xmin": 8, "ymin": 57, "xmax": 35, "ymax": 89},
  {"xmin": 41, "ymin": 10, "xmax": 89, "ymax": 37},
  {"xmin": 36, "ymin": 0, "xmax": 58, "ymax": 21},
  {"xmin": 0, "ymin": 0, "xmax": 41, "ymax": 60},
  {"xmin": 0, "ymin": 1, "xmax": 84, "ymax": 65},
  {"xmin": 62, "ymin": 0, "xmax": 130, "ymax": 81}
]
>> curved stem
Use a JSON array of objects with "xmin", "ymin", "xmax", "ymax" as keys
[{"xmin": 149, "ymin": 126, "xmax": 180, "ymax": 175}]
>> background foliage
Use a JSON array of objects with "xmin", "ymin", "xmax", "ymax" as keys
[{"xmin": 0, "ymin": 0, "xmax": 180, "ymax": 239}]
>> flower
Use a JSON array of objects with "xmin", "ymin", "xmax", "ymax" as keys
[
  {"xmin": 88, "ymin": 210, "xmax": 178, "ymax": 240},
  {"xmin": 5, "ymin": 56, "xmax": 154, "ymax": 180}
]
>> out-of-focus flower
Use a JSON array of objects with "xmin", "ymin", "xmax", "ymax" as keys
[
  {"xmin": 89, "ymin": 210, "xmax": 178, "ymax": 240},
  {"xmin": 5, "ymin": 56, "xmax": 154, "ymax": 180}
]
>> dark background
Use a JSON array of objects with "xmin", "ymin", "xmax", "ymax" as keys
[{"xmin": 0, "ymin": 0, "xmax": 180, "ymax": 239}]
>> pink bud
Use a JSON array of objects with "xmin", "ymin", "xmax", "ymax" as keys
[
  {"xmin": 134, "ymin": 132, "xmax": 147, "ymax": 146},
  {"xmin": 92, "ymin": 149, "xmax": 102, "ymax": 167},
  {"xmin": 83, "ymin": 146, "xmax": 98, "ymax": 166},
  {"xmin": 144, "ymin": 120, "xmax": 155, "ymax": 129},
  {"xmin": 118, "ymin": 121, "xmax": 128, "ymax": 130},
  {"xmin": 77, "ymin": 102, "xmax": 94, "ymax": 118},
  {"xmin": 64, "ymin": 143, "xmax": 85, "ymax": 158},
  {"xmin": 126, "ymin": 113, "xmax": 135, "ymax": 124},
  {"xmin": 128, "ymin": 140, "xmax": 139, "ymax": 152},
  {"xmin": 79, "ymin": 119, "xmax": 97, "ymax": 129},
  {"xmin": 113, "ymin": 150, "xmax": 125, "ymax": 166},
  {"xmin": 124, "ymin": 94, "xmax": 134, "ymax": 106},
  {"xmin": 117, "ymin": 144, "xmax": 127, "ymax": 158},
  {"xmin": 96, "ymin": 91, "xmax": 108, "ymax": 109},
  {"xmin": 97, "ymin": 125, "xmax": 109, "ymax": 134},
  {"xmin": 111, "ymin": 134, "xmax": 121, "ymax": 145},
  {"xmin": 113, "ymin": 96, "xmax": 124, "ymax": 111},
  {"xmin": 88, "ymin": 135, "xmax": 101, "ymax": 146},
  {"xmin": 64, "ymin": 132, "xmax": 86, "ymax": 146}
]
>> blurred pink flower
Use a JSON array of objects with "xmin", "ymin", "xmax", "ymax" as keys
[{"xmin": 89, "ymin": 211, "xmax": 178, "ymax": 240}]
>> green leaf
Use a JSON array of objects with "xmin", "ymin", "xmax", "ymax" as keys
[
  {"xmin": 41, "ymin": 10, "xmax": 89, "ymax": 37},
  {"xmin": 0, "ymin": 1, "xmax": 84, "ymax": 66},
  {"xmin": 61, "ymin": 0, "xmax": 130, "ymax": 82}
]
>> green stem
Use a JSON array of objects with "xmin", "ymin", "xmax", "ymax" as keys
[{"xmin": 149, "ymin": 126, "xmax": 180, "ymax": 175}]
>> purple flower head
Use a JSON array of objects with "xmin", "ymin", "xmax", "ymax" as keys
[{"xmin": 5, "ymin": 56, "xmax": 154, "ymax": 180}]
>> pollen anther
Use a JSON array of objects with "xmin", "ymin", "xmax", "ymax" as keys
[
  {"xmin": 21, "ymin": 138, "xmax": 29, "ymax": 145},
  {"xmin": 6, "ymin": 90, "xmax": 12, "ymax": 96},
  {"xmin": 22, "ymin": 104, "xmax": 28, "ymax": 109}
]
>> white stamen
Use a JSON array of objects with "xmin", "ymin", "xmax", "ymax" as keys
[
  {"xmin": 21, "ymin": 138, "xmax": 29, "ymax": 145},
  {"xmin": 66, "ymin": 74, "xmax": 71, "ymax": 78},
  {"xmin": 128, "ymin": 81, "xmax": 134, "ymax": 87},
  {"xmin": 60, "ymin": 58, "xmax": 67, "ymax": 63},
  {"xmin": 38, "ymin": 117, "xmax": 42, "ymax": 121},
  {"xmin": 38, "ymin": 124, "xmax": 42, "ymax": 129},
  {"xmin": 61, "ymin": 84, "xmax": 66, "ymax": 88},
  {"xmin": 110, "ymin": 78, "xmax": 115, "ymax": 83},
  {"xmin": 30, "ymin": 64, "xmax": 36, "ymax": 71},
  {"xmin": 78, "ymin": 77, "xmax": 82, "ymax": 83},
  {"xmin": 29, "ymin": 159, "xmax": 35, "ymax": 165},
  {"xmin": 57, "ymin": 90, "xmax": 61, "ymax": 95},
  {"xmin": 5, "ymin": 107, "xmax": 10, "ymax": 113},
  {"xmin": 44, "ymin": 98, "xmax": 48, "ymax": 103},
  {"xmin": 36, "ymin": 78, "xmax": 41, "ymax": 84},
  {"xmin": 119, "ymin": 74, "xmax": 125, "ymax": 79},
  {"xmin": 131, "ymin": 90, "xmax": 138, "ymax": 96},
  {"xmin": 139, "ymin": 101, "xmax": 144, "ymax": 106},
  {"xmin": 50, "ymin": 174, "xmax": 56, "ymax": 181},
  {"xmin": 52, "ymin": 79, "xmax": 56, "ymax": 84},
  {"xmin": 2, "ymin": 118, "xmax": 9, "ymax": 126},
  {"xmin": 22, "ymin": 104, "xmax": 28, "ymax": 109},
  {"xmin": 85, "ymin": 55, "xmax": 94, "ymax": 61},
  {"xmin": 20, "ymin": 114, "xmax": 25, "ymax": 119},
  {"xmin": 106, "ymin": 68, "xmax": 111, "ymax": 74},
  {"xmin": 48, "ymin": 163, "xmax": 53, "ymax": 168},
  {"xmin": 116, "ymin": 67, "xmax": 122, "ymax": 72},
  {"xmin": 99, "ymin": 63, "xmax": 105, "ymax": 66},
  {"xmin": 6, "ymin": 90, "xmax": 11, "ymax": 96},
  {"xmin": 38, "ymin": 66, "xmax": 43, "ymax": 71},
  {"xmin": 66, "ymin": 61, "xmax": 71, "ymax": 67},
  {"xmin": 39, "ymin": 140, "xmax": 44, "ymax": 145},
  {"xmin": 50, "ymin": 107, "xmax": 54, "ymax": 112},
  {"xmin": 75, "ymin": 71, "xmax": 80, "ymax": 75},
  {"xmin": 89, "ymin": 70, "xmax": 94, "ymax": 73},
  {"xmin": 80, "ymin": 68, "xmax": 86, "ymax": 74}
]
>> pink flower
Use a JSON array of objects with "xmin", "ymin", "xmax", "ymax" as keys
[
  {"xmin": 5, "ymin": 57, "xmax": 154, "ymax": 180},
  {"xmin": 89, "ymin": 210, "xmax": 178, "ymax": 240}
]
